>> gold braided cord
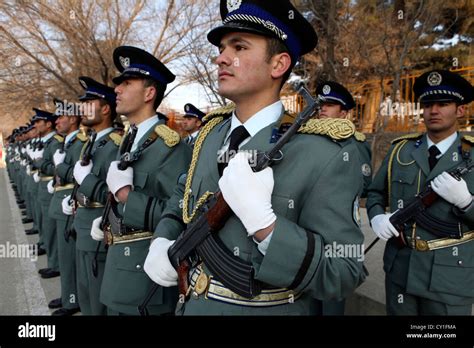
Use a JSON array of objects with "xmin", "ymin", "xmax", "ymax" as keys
[
  {"xmin": 354, "ymin": 131, "xmax": 366, "ymax": 142},
  {"xmin": 202, "ymin": 103, "xmax": 235, "ymax": 122},
  {"xmin": 155, "ymin": 124, "xmax": 180, "ymax": 147},
  {"xmin": 387, "ymin": 140, "xmax": 406, "ymax": 211},
  {"xmin": 182, "ymin": 116, "xmax": 224, "ymax": 224},
  {"xmin": 297, "ymin": 118, "xmax": 355, "ymax": 140},
  {"xmin": 396, "ymin": 140, "xmax": 416, "ymax": 166}
]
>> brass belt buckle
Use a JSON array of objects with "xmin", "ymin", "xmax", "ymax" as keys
[
  {"xmin": 193, "ymin": 271, "xmax": 209, "ymax": 296},
  {"xmin": 415, "ymin": 239, "xmax": 429, "ymax": 252}
]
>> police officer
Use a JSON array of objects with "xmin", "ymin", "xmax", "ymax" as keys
[
  {"xmin": 66, "ymin": 76, "xmax": 122, "ymax": 315},
  {"xmin": 313, "ymin": 80, "xmax": 372, "ymax": 315},
  {"xmin": 182, "ymin": 103, "xmax": 205, "ymax": 148},
  {"xmin": 145, "ymin": 0, "xmax": 366, "ymax": 315},
  {"xmin": 316, "ymin": 81, "xmax": 372, "ymax": 198},
  {"xmin": 367, "ymin": 69, "xmax": 474, "ymax": 315},
  {"xmin": 46, "ymin": 98, "xmax": 86, "ymax": 315},
  {"xmin": 90, "ymin": 46, "xmax": 191, "ymax": 315},
  {"xmin": 32, "ymin": 109, "xmax": 63, "ymax": 280}
]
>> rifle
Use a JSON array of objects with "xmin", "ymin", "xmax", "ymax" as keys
[
  {"xmin": 365, "ymin": 161, "xmax": 474, "ymax": 254},
  {"xmin": 64, "ymin": 130, "xmax": 97, "ymax": 242},
  {"xmin": 92, "ymin": 125, "xmax": 137, "ymax": 277},
  {"xmin": 138, "ymin": 86, "xmax": 324, "ymax": 315}
]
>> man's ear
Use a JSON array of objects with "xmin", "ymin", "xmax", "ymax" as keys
[
  {"xmin": 270, "ymin": 52, "xmax": 292, "ymax": 80},
  {"xmin": 101, "ymin": 102, "xmax": 111, "ymax": 116},
  {"xmin": 456, "ymin": 104, "xmax": 465, "ymax": 119},
  {"xmin": 144, "ymin": 85, "xmax": 156, "ymax": 104}
]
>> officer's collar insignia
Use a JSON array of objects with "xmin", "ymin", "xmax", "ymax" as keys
[
  {"xmin": 427, "ymin": 71, "xmax": 442, "ymax": 86},
  {"xmin": 322, "ymin": 85, "xmax": 331, "ymax": 95},
  {"xmin": 227, "ymin": 0, "xmax": 242, "ymax": 12},
  {"xmin": 79, "ymin": 79, "xmax": 88, "ymax": 89},
  {"xmin": 119, "ymin": 56, "xmax": 130, "ymax": 69},
  {"xmin": 415, "ymin": 139, "xmax": 422, "ymax": 148}
]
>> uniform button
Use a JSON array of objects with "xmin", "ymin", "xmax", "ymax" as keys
[
  {"xmin": 457, "ymin": 260, "xmax": 463, "ymax": 266},
  {"xmin": 136, "ymin": 264, "xmax": 142, "ymax": 270}
]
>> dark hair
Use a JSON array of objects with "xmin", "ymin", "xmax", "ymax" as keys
[
  {"xmin": 143, "ymin": 78, "xmax": 166, "ymax": 110},
  {"xmin": 98, "ymin": 98, "xmax": 117, "ymax": 121},
  {"xmin": 265, "ymin": 37, "xmax": 294, "ymax": 89}
]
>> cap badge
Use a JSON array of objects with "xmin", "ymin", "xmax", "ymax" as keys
[
  {"xmin": 322, "ymin": 85, "xmax": 331, "ymax": 95},
  {"xmin": 227, "ymin": 0, "xmax": 242, "ymax": 12},
  {"xmin": 427, "ymin": 72, "xmax": 442, "ymax": 86},
  {"xmin": 185, "ymin": 105, "xmax": 190, "ymax": 112},
  {"xmin": 79, "ymin": 79, "xmax": 88, "ymax": 89},
  {"xmin": 119, "ymin": 56, "xmax": 130, "ymax": 69}
]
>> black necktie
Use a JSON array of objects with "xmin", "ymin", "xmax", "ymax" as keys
[
  {"xmin": 428, "ymin": 145, "xmax": 441, "ymax": 170},
  {"xmin": 218, "ymin": 125, "xmax": 250, "ymax": 176}
]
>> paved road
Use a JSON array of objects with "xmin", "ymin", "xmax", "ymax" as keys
[{"xmin": 0, "ymin": 168, "xmax": 57, "ymax": 315}]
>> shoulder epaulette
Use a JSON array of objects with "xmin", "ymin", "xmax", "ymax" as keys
[
  {"xmin": 391, "ymin": 133, "xmax": 422, "ymax": 144},
  {"xmin": 354, "ymin": 131, "xmax": 366, "ymax": 142},
  {"xmin": 76, "ymin": 133, "xmax": 88, "ymax": 142},
  {"xmin": 202, "ymin": 103, "xmax": 235, "ymax": 122},
  {"xmin": 297, "ymin": 118, "xmax": 355, "ymax": 140},
  {"xmin": 461, "ymin": 135, "xmax": 474, "ymax": 145},
  {"xmin": 108, "ymin": 132, "xmax": 123, "ymax": 146},
  {"xmin": 54, "ymin": 134, "xmax": 64, "ymax": 143},
  {"xmin": 154, "ymin": 124, "xmax": 180, "ymax": 147}
]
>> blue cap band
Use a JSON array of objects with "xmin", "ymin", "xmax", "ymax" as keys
[
  {"xmin": 123, "ymin": 63, "xmax": 168, "ymax": 85},
  {"xmin": 225, "ymin": 3, "xmax": 301, "ymax": 59}
]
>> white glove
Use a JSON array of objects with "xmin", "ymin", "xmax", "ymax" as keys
[
  {"xmin": 219, "ymin": 152, "xmax": 277, "ymax": 235},
  {"xmin": 26, "ymin": 165, "xmax": 31, "ymax": 176},
  {"xmin": 53, "ymin": 149, "xmax": 66, "ymax": 166},
  {"xmin": 370, "ymin": 213, "xmax": 399, "ymax": 241},
  {"xmin": 73, "ymin": 160, "xmax": 93, "ymax": 185},
  {"xmin": 144, "ymin": 238, "xmax": 178, "ymax": 287},
  {"xmin": 47, "ymin": 180, "xmax": 55, "ymax": 194},
  {"xmin": 106, "ymin": 161, "xmax": 134, "ymax": 199},
  {"xmin": 90, "ymin": 217, "xmax": 104, "ymax": 241},
  {"xmin": 61, "ymin": 195, "xmax": 73, "ymax": 215},
  {"xmin": 35, "ymin": 149, "xmax": 44, "ymax": 159},
  {"xmin": 21, "ymin": 147, "xmax": 26, "ymax": 154},
  {"xmin": 431, "ymin": 171, "xmax": 473, "ymax": 209},
  {"xmin": 33, "ymin": 172, "xmax": 40, "ymax": 183}
]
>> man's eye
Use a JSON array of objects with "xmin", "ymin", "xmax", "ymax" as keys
[{"xmin": 235, "ymin": 45, "xmax": 245, "ymax": 51}]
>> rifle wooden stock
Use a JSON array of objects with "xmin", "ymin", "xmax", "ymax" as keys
[{"xmin": 206, "ymin": 191, "xmax": 232, "ymax": 232}]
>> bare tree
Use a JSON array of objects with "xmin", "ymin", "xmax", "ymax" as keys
[{"xmin": 0, "ymin": 0, "xmax": 213, "ymax": 133}]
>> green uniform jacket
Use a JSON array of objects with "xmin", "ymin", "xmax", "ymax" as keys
[
  {"xmin": 49, "ymin": 132, "xmax": 87, "ymax": 221},
  {"xmin": 74, "ymin": 130, "xmax": 122, "ymax": 252},
  {"xmin": 366, "ymin": 132, "xmax": 474, "ymax": 305},
  {"xmin": 100, "ymin": 119, "xmax": 191, "ymax": 314},
  {"xmin": 353, "ymin": 132, "xmax": 372, "ymax": 198},
  {"xmin": 36, "ymin": 134, "xmax": 63, "ymax": 203},
  {"xmin": 155, "ymin": 110, "xmax": 366, "ymax": 315}
]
